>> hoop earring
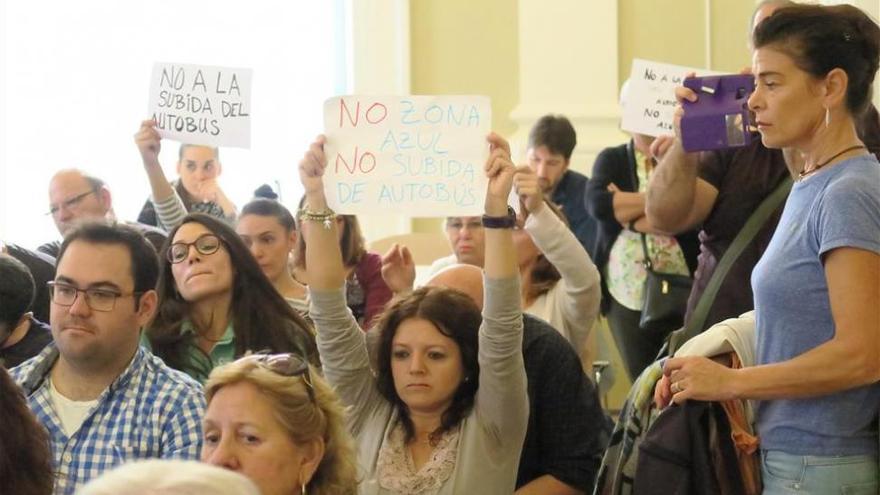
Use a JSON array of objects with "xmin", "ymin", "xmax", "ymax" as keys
[
  {"xmin": 300, "ymin": 473, "xmax": 308, "ymax": 495},
  {"xmin": 825, "ymin": 107, "xmax": 831, "ymax": 127}
]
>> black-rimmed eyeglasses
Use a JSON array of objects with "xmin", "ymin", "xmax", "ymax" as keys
[
  {"xmin": 167, "ymin": 234, "xmax": 222, "ymax": 264},
  {"xmin": 47, "ymin": 281, "xmax": 141, "ymax": 312}
]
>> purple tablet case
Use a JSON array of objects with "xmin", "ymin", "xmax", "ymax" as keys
[{"xmin": 681, "ymin": 74, "xmax": 755, "ymax": 152}]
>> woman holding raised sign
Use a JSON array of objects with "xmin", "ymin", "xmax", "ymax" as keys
[
  {"xmin": 134, "ymin": 119, "xmax": 237, "ymax": 230},
  {"xmin": 298, "ymin": 132, "xmax": 528, "ymax": 493}
]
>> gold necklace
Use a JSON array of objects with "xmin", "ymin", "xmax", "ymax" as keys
[{"xmin": 799, "ymin": 144, "xmax": 866, "ymax": 179}]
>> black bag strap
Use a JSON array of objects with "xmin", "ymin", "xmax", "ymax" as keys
[
  {"xmin": 626, "ymin": 140, "xmax": 657, "ymax": 270},
  {"xmin": 667, "ymin": 173, "xmax": 793, "ymax": 352}
]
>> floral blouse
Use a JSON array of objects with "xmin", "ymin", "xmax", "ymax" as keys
[
  {"xmin": 606, "ymin": 150, "xmax": 690, "ymax": 311},
  {"xmin": 376, "ymin": 423, "xmax": 461, "ymax": 495}
]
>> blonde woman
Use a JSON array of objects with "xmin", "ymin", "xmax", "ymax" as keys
[{"xmin": 202, "ymin": 353, "xmax": 359, "ymax": 495}]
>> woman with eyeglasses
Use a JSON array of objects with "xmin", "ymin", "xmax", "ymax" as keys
[
  {"xmin": 201, "ymin": 353, "xmax": 358, "ymax": 495},
  {"xmin": 146, "ymin": 213, "xmax": 318, "ymax": 383},
  {"xmin": 298, "ymin": 133, "xmax": 528, "ymax": 493}
]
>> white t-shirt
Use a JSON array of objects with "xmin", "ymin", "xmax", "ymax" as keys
[{"xmin": 49, "ymin": 379, "xmax": 98, "ymax": 437}]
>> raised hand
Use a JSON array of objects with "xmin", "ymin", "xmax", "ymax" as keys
[
  {"xmin": 513, "ymin": 165, "xmax": 544, "ymax": 213},
  {"xmin": 672, "ymin": 72, "xmax": 698, "ymax": 141},
  {"xmin": 299, "ymin": 135, "xmax": 328, "ymax": 204},
  {"xmin": 194, "ymin": 179, "xmax": 222, "ymax": 203},
  {"xmin": 484, "ymin": 132, "xmax": 516, "ymax": 216},
  {"xmin": 134, "ymin": 119, "xmax": 162, "ymax": 167},
  {"xmin": 649, "ymin": 135, "xmax": 676, "ymax": 161},
  {"xmin": 380, "ymin": 243, "xmax": 416, "ymax": 295}
]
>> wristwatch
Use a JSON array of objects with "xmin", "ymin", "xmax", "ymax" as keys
[{"xmin": 482, "ymin": 206, "xmax": 517, "ymax": 229}]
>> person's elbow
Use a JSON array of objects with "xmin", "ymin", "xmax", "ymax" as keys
[
  {"xmin": 854, "ymin": 348, "xmax": 880, "ymax": 386},
  {"xmin": 645, "ymin": 197, "xmax": 690, "ymax": 233}
]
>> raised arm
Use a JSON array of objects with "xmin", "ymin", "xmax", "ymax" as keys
[
  {"xmin": 476, "ymin": 133, "xmax": 528, "ymax": 447},
  {"xmin": 298, "ymin": 135, "xmax": 385, "ymax": 433},
  {"xmin": 516, "ymin": 165, "xmax": 600, "ymax": 352},
  {"xmin": 645, "ymin": 84, "xmax": 718, "ymax": 233},
  {"xmin": 134, "ymin": 119, "xmax": 188, "ymax": 230}
]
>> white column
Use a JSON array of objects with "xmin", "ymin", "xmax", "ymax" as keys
[
  {"xmin": 509, "ymin": 0, "xmax": 625, "ymax": 175},
  {"xmin": 346, "ymin": 0, "xmax": 413, "ymax": 240}
]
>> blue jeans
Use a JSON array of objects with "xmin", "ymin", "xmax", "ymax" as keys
[{"xmin": 761, "ymin": 450, "xmax": 878, "ymax": 494}]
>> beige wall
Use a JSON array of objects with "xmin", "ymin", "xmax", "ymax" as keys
[
  {"xmin": 408, "ymin": 1, "xmax": 756, "ymax": 233},
  {"xmin": 409, "ymin": 0, "xmax": 520, "ymax": 232},
  {"xmin": 618, "ymin": 0, "xmax": 755, "ymax": 84},
  {"xmin": 410, "ymin": 0, "xmax": 520, "ymax": 137}
]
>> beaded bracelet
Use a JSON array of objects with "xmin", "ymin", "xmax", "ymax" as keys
[{"xmin": 297, "ymin": 207, "xmax": 337, "ymax": 230}]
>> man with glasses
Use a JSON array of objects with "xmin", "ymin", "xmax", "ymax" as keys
[
  {"xmin": 10, "ymin": 222, "xmax": 205, "ymax": 495},
  {"xmin": 40, "ymin": 169, "xmax": 167, "ymax": 258}
]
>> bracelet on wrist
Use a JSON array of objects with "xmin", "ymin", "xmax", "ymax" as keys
[
  {"xmin": 482, "ymin": 206, "xmax": 517, "ymax": 229},
  {"xmin": 297, "ymin": 207, "xmax": 337, "ymax": 230}
]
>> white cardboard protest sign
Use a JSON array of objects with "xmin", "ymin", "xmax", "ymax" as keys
[
  {"xmin": 621, "ymin": 59, "xmax": 721, "ymax": 137},
  {"xmin": 322, "ymin": 95, "xmax": 491, "ymax": 216},
  {"xmin": 148, "ymin": 62, "xmax": 252, "ymax": 148}
]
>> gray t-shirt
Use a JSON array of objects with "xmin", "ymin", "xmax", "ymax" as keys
[{"xmin": 752, "ymin": 155, "xmax": 880, "ymax": 456}]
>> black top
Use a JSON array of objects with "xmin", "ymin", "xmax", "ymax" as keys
[
  {"xmin": 1, "ymin": 317, "xmax": 52, "ymax": 369},
  {"xmin": 4, "ymin": 244, "xmax": 56, "ymax": 324},
  {"xmin": 516, "ymin": 313, "xmax": 612, "ymax": 490},
  {"xmin": 689, "ymin": 139, "xmax": 789, "ymax": 330},
  {"xmin": 584, "ymin": 141, "xmax": 700, "ymax": 314}
]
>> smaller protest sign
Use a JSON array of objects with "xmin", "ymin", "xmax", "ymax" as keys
[
  {"xmin": 148, "ymin": 62, "xmax": 252, "ymax": 148},
  {"xmin": 621, "ymin": 59, "xmax": 721, "ymax": 137}
]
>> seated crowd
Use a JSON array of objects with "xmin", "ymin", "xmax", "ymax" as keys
[{"xmin": 1, "ymin": 3, "xmax": 878, "ymax": 495}]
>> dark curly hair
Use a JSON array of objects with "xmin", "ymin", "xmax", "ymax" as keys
[
  {"xmin": 148, "ymin": 213, "xmax": 318, "ymax": 379},
  {"xmin": 372, "ymin": 286, "xmax": 481, "ymax": 445},
  {"xmin": 0, "ymin": 366, "xmax": 53, "ymax": 495}
]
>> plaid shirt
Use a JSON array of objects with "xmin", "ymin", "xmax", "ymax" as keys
[{"xmin": 10, "ymin": 344, "xmax": 206, "ymax": 495}]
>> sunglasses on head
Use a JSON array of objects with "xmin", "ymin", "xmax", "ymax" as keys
[{"xmin": 243, "ymin": 353, "xmax": 315, "ymax": 402}]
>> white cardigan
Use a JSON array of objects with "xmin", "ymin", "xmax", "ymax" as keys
[{"xmin": 523, "ymin": 205, "xmax": 601, "ymax": 354}]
